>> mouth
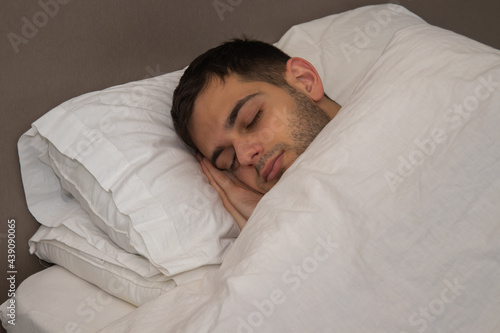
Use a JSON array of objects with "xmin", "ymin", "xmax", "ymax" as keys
[{"xmin": 261, "ymin": 152, "xmax": 284, "ymax": 183}]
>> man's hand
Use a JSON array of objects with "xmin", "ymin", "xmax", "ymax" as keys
[{"xmin": 197, "ymin": 155, "xmax": 263, "ymax": 230}]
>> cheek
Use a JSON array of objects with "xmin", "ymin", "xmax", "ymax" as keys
[
  {"xmin": 267, "ymin": 108, "xmax": 287, "ymax": 130},
  {"xmin": 261, "ymin": 109, "xmax": 290, "ymax": 143},
  {"xmin": 256, "ymin": 124, "xmax": 281, "ymax": 146}
]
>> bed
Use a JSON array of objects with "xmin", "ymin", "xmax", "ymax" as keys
[{"xmin": 1, "ymin": 1, "xmax": 500, "ymax": 332}]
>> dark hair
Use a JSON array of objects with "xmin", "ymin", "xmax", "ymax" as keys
[{"xmin": 171, "ymin": 38, "xmax": 291, "ymax": 151}]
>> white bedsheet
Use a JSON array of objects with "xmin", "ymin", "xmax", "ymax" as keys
[
  {"xmin": 0, "ymin": 266, "xmax": 135, "ymax": 333},
  {"xmin": 99, "ymin": 24, "xmax": 500, "ymax": 333}
]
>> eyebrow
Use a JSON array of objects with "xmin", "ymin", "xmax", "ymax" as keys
[
  {"xmin": 210, "ymin": 92, "xmax": 262, "ymax": 167},
  {"xmin": 225, "ymin": 92, "xmax": 262, "ymax": 130}
]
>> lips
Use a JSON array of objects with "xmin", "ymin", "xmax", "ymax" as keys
[{"xmin": 261, "ymin": 152, "xmax": 284, "ymax": 183}]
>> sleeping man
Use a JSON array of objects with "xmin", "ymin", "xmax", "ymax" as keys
[{"xmin": 171, "ymin": 39, "xmax": 341, "ymax": 229}]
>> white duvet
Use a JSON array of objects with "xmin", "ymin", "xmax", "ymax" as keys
[{"xmin": 100, "ymin": 24, "xmax": 500, "ymax": 333}]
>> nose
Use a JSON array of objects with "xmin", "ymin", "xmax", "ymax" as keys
[{"xmin": 234, "ymin": 134, "xmax": 263, "ymax": 166}]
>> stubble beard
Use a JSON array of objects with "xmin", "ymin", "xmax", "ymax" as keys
[{"xmin": 253, "ymin": 86, "xmax": 330, "ymax": 193}]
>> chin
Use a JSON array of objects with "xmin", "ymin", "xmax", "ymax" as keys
[
  {"xmin": 252, "ymin": 152, "xmax": 295, "ymax": 194},
  {"xmin": 254, "ymin": 180, "xmax": 273, "ymax": 194},
  {"xmin": 256, "ymin": 170, "xmax": 285, "ymax": 194}
]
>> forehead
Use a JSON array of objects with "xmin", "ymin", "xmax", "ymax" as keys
[
  {"xmin": 188, "ymin": 75, "xmax": 259, "ymax": 156},
  {"xmin": 194, "ymin": 74, "xmax": 253, "ymax": 117}
]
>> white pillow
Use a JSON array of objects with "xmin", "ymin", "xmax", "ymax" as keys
[
  {"xmin": 30, "ymin": 224, "xmax": 175, "ymax": 307},
  {"xmin": 29, "ymin": 219, "xmax": 216, "ymax": 307},
  {"xmin": 27, "ymin": 71, "xmax": 240, "ymax": 276},
  {"xmin": 21, "ymin": 128, "xmax": 216, "ymax": 306},
  {"xmin": 0, "ymin": 265, "xmax": 136, "ymax": 333}
]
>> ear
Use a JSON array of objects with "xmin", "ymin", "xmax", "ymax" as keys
[{"xmin": 285, "ymin": 57, "xmax": 324, "ymax": 102}]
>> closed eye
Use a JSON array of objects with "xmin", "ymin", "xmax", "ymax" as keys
[
  {"xmin": 246, "ymin": 110, "xmax": 262, "ymax": 130},
  {"xmin": 217, "ymin": 147, "xmax": 238, "ymax": 172}
]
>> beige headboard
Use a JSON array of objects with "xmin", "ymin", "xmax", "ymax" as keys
[{"xmin": 1, "ymin": 0, "xmax": 499, "ymax": 306}]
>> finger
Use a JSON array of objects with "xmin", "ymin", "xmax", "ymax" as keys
[
  {"xmin": 199, "ymin": 159, "xmax": 237, "ymax": 215},
  {"xmin": 199, "ymin": 160, "xmax": 246, "ymax": 229},
  {"xmin": 201, "ymin": 158, "xmax": 263, "ymax": 218},
  {"xmin": 199, "ymin": 158, "xmax": 224, "ymax": 192},
  {"xmin": 200, "ymin": 158, "xmax": 229, "ymax": 192},
  {"xmin": 202, "ymin": 158, "xmax": 234, "ymax": 190}
]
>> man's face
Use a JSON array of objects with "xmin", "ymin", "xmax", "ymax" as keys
[{"xmin": 188, "ymin": 74, "xmax": 330, "ymax": 194}]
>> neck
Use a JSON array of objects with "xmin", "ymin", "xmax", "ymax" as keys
[{"xmin": 320, "ymin": 97, "xmax": 342, "ymax": 120}]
